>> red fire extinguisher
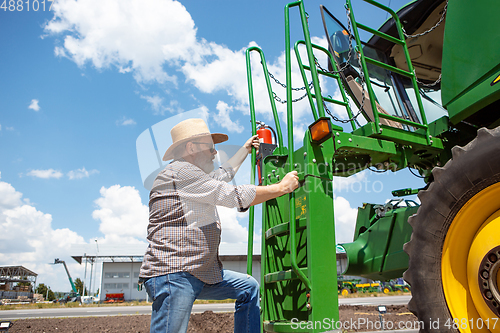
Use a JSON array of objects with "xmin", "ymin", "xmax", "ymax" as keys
[
  {"xmin": 257, "ymin": 122, "xmax": 273, "ymax": 144},
  {"xmin": 255, "ymin": 121, "xmax": 276, "ymax": 185}
]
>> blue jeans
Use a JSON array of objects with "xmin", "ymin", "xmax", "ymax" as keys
[{"xmin": 143, "ymin": 270, "xmax": 261, "ymax": 333}]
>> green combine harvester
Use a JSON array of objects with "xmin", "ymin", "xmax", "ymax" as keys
[{"xmin": 244, "ymin": 0, "xmax": 500, "ymax": 332}]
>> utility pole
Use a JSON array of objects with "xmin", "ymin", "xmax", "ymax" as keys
[
  {"xmin": 83, "ymin": 253, "xmax": 87, "ymax": 297},
  {"xmin": 89, "ymin": 257, "xmax": 94, "ymax": 296}
]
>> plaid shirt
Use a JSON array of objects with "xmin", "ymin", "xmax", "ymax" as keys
[{"xmin": 139, "ymin": 159, "xmax": 256, "ymax": 284}]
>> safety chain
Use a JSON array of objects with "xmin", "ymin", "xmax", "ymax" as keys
[
  {"xmin": 268, "ymin": 71, "xmax": 314, "ymax": 104},
  {"xmin": 272, "ymin": 91, "xmax": 311, "ymax": 104},
  {"xmin": 415, "ymin": 73, "xmax": 441, "ymax": 87},
  {"xmin": 268, "ymin": 71, "xmax": 312, "ymax": 91},
  {"xmin": 319, "ymin": 48, "xmax": 367, "ymax": 125},
  {"xmin": 402, "ymin": 0, "xmax": 448, "ymax": 38},
  {"xmin": 317, "ymin": 45, "xmax": 367, "ymax": 122},
  {"xmin": 323, "ymin": 99, "xmax": 364, "ymax": 124},
  {"xmin": 402, "ymin": 0, "xmax": 447, "ymax": 87}
]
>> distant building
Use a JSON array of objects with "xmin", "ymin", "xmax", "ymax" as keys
[
  {"xmin": 0, "ymin": 266, "xmax": 37, "ymax": 301},
  {"xmin": 71, "ymin": 251, "xmax": 358, "ymax": 301},
  {"xmin": 72, "ymin": 254, "xmax": 261, "ymax": 301}
]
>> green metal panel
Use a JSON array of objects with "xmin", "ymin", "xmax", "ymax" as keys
[
  {"xmin": 260, "ymin": 153, "xmax": 310, "ymax": 328},
  {"xmin": 242, "ymin": 0, "xmax": 497, "ymax": 330},
  {"xmin": 301, "ymin": 130, "xmax": 339, "ymax": 330},
  {"xmin": 351, "ymin": 204, "xmax": 377, "ymax": 241},
  {"xmin": 441, "ymin": 0, "xmax": 500, "ymax": 123},
  {"xmin": 260, "ymin": 132, "xmax": 340, "ymax": 331},
  {"xmin": 341, "ymin": 203, "xmax": 418, "ymax": 281}
]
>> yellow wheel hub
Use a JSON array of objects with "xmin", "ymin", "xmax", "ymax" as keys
[
  {"xmin": 442, "ymin": 183, "xmax": 500, "ymax": 333},
  {"xmin": 341, "ymin": 289, "xmax": 349, "ymax": 296}
]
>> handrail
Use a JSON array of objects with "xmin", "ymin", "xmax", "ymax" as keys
[
  {"xmin": 284, "ymin": 0, "xmax": 312, "ymax": 290},
  {"xmin": 245, "ymin": 47, "xmax": 285, "ymax": 153},
  {"xmin": 346, "ymin": 0, "xmax": 431, "ymax": 144},
  {"xmin": 245, "ymin": 46, "xmax": 287, "ymax": 275},
  {"xmin": 246, "ymin": 101, "xmax": 257, "ymax": 276},
  {"xmin": 294, "ymin": 40, "xmax": 357, "ymax": 131}
]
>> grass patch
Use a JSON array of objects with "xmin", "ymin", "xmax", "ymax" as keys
[
  {"xmin": 338, "ymin": 291, "xmax": 411, "ymax": 298},
  {"xmin": 0, "ymin": 300, "xmax": 153, "ymax": 311}
]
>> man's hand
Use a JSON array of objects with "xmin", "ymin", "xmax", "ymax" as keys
[
  {"xmin": 278, "ymin": 171, "xmax": 299, "ymax": 194},
  {"xmin": 244, "ymin": 135, "xmax": 260, "ymax": 154},
  {"xmin": 250, "ymin": 170, "xmax": 299, "ymax": 206}
]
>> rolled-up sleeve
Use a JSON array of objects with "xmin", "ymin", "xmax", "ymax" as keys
[
  {"xmin": 208, "ymin": 166, "xmax": 235, "ymax": 182},
  {"xmin": 176, "ymin": 164, "xmax": 256, "ymax": 211}
]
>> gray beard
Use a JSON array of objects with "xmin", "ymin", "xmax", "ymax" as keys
[{"xmin": 193, "ymin": 153, "xmax": 214, "ymax": 173}]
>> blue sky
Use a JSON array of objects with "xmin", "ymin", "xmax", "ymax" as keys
[{"xmin": 0, "ymin": 0, "xmax": 425, "ymax": 293}]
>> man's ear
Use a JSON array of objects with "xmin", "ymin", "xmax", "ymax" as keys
[{"xmin": 185, "ymin": 142, "xmax": 195, "ymax": 155}]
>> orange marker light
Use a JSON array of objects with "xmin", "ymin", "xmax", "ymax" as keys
[{"xmin": 309, "ymin": 117, "xmax": 332, "ymax": 144}]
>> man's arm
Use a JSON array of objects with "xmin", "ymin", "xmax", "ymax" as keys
[
  {"xmin": 221, "ymin": 135, "xmax": 260, "ymax": 174},
  {"xmin": 250, "ymin": 171, "xmax": 299, "ymax": 206}
]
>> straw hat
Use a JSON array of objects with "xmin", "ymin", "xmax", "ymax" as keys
[{"xmin": 162, "ymin": 118, "xmax": 228, "ymax": 161}]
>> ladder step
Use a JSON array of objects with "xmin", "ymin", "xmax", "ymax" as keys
[
  {"xmin": 364, "ymin": 57, "xmax": 413, "ymax": 78},
  {"xmin": 264, "ymin": 320, "xmax": 340, "ymax": 333},
  {"xmin": 264, "ymin": 268, "xmax": 308, "ymax": 284},
  {"xmin": 265, "ymin": 218, "xmax": 307, "ymax": 240},
  {"xmin": 263, "ymin": 321, "xmax": 308, "ymax": 332}
]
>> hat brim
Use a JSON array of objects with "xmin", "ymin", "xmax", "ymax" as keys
[{"xmin": 162, "ymin": 133, "xmax": 228, "ymax": 161}]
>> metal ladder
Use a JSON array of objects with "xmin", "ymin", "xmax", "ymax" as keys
[
  {"xmin": 245, "ymin": 1, "xmax": 350, "ymax": 331},
  {"xmin": 345, "ymin": 0, "xmax": 431, "ymax": 144},
  {"xmin": 244, "ymin": 0, "xmax": 435, "ymax": 331}
]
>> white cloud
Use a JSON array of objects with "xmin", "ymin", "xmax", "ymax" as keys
[
  {"xmin": 334, "ymin": 196, "xmax": 358, "ymax": 244},
  {"xmin": 293, "ymin": 124, "xmax": 307, "ymax": 145},
  {"xmin": 92, "ymin": 185, "xmax": 149, "ymax": 239},
  {"xmin": 27, "ymin": 169, "xmax": 64, "ymax": 179},
  {"xmin": 0, "ymin": 124, "xmax": 12, "ymax": 132},
  {"xmin": 44, "ymin": 0, "xmax": 205, "ymax": 84},
  {"xmin": 118, "ymin": 66, "xmax": 132, "ymax": 74},
  {"xmin": 141, "ymin": 95, "xmax": 183, "ymax": 115},
  {"xmin": 116, "ymin": 117, "xmax": 136, "ymax": 126},
  {"xmin": 214, "ymin": 101, "xmax": 244, "ymax": 133},
  {"xmin": 0, "ymin": 178, "xmax": 151, "ymax": 292},
  {"xmin": 217, "ymin": 206, "xmax": 261, "ymax": 255},
  {"xmin": 182, "ymin": 42, "xmax": 248, "ymax": 98},
  {"xmin": 0, "ymin": 178, "xmax": 86, "ymax": 292},
  {"xmin": 67, "ymin": 167, "xmax": 99, "ymax": 180},
  {"xmin": 28, "ymin": 99, "xmax": 40, "ymax": 111},
  {"xmin": 333, "ymin": 170, "xmax": 368, "ymax": 194},
  {"xmin": 43, "ymin": 0, "xmax": 334, "ymax": 129},
  {"xmin": 0, "ymin": 180, "xmax": 23, "ymax": 210},
  {"xmin": 141, "ymin": 95, "xmax": 164, "ymax": 113},
  {"xmin": 218, "ymin": 206, "xmax": 249, "ymax": 244}
]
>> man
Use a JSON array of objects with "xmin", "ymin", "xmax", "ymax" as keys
[{"xmin": 139, "ymin": 118, "xmax": 299, "ymax": 333}]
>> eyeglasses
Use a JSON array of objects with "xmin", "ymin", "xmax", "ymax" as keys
[{"xmin": 191, "ymin": 142, "xmax": 216, "ymax": 154}]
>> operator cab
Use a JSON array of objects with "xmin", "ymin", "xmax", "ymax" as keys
[{"xmin": 320, "ymin": 0, "xmax": 448, "ymax": 127}]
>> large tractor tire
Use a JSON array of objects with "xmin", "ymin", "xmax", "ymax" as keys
[{"xmin": 403, "ymin": 127, "xmax": 500, "ymax": 333}]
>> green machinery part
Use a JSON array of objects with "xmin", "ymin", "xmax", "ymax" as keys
[
  {"xmin": 244, "ymin": 0, "xmax": 500, "ymax": 331},
  {"xmin": 54, "ymin": 258, "xmax": 80, "ymax": 296},
  {"xmin": 339, "ymin": 200, "xmax": 419, "ymax": 281}
]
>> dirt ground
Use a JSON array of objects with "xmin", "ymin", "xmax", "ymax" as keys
[{"xmin": 8, "ymin": 305, "xmax": 418, "ymax": 332}]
